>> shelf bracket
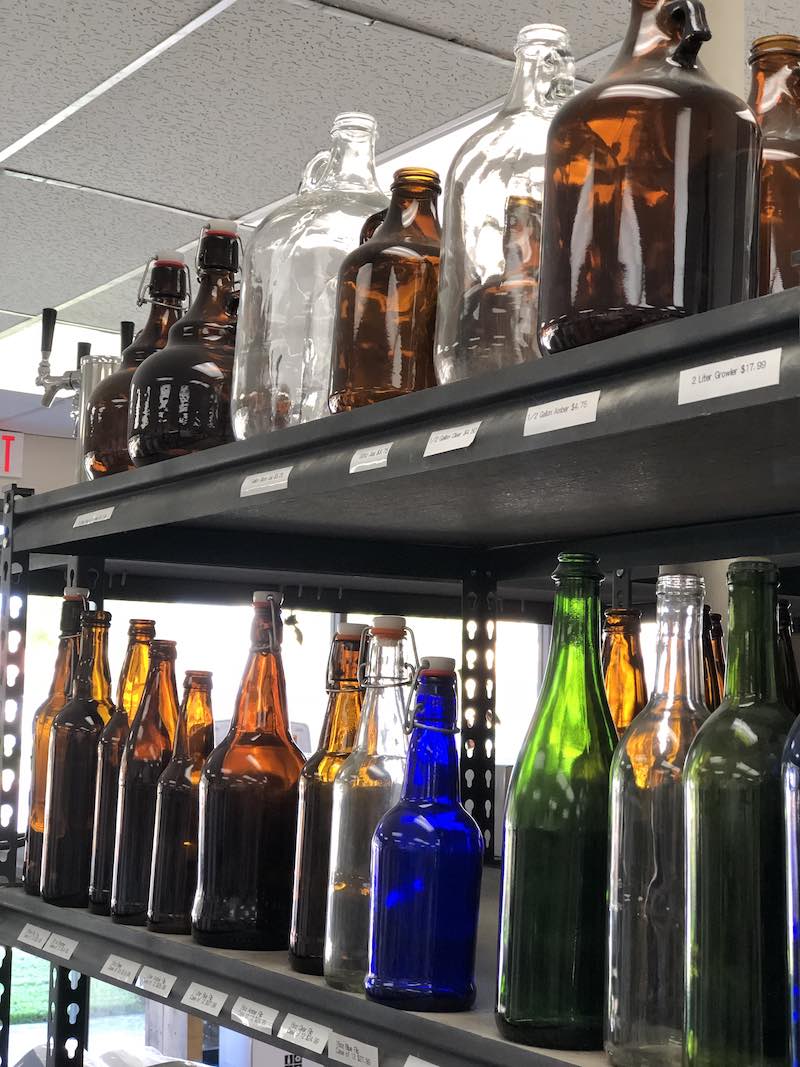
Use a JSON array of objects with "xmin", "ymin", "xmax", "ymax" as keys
[
  {"xmin": 611, "ymin": 567, "xmax": 633, "ymax": 609},
  {"xmin": 47, "ymin": 965, "xmax": 90, "ymax": 1067}
]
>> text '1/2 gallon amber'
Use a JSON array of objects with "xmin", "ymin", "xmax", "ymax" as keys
[
  {"xmin": 538, "ymin": 0, "xmax": 761, "ymax": 354},
  {"xmin": 602, "ymin": 608, "xmax": 648, "ymax": 736},
  {"xmin": 329, "ymin": 169, "xmax": 441, "ymax": 412}
]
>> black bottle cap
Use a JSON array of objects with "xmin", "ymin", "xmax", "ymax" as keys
[
  {"xmin": 150, "ymin": 261, "xmax": 188, "ymax": 301},
  {"xmin": 198, "ymin": 223, "xmax": 239, "ymax": 272}
]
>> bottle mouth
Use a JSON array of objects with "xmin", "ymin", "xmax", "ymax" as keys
[
  {"xmin": 553, "ymin": 552, "xmax": 603, "ymax": 581},
  {"xmin": 656, "ymin": 573, "xmax": 706, "ymax": 598},
  {"xmin": 331, "ymin": 111, "xmax": 378, "ymax": 137},
  {"xmin": 391, "ymin": 167, "xmax": 441, "ymax": 194},
  {"xmin": 82, "ymin": 610, "xmax": 111, "ymax": 627},
  {"xmin": 514, "ymin": 22, "xmax": 570, "ymax": 53},
  {"xmin": 151, "ymin": 639, "xmax": 177, "ymax": 658},
  {"xmin": 185, "ymin": 669, "xmax": 213, "ymax": 687},
  {"xmin": 129, "ymin": 618, "xmax": 156, "ymax": 631},
  {"xmin": 603, "ymin": 608, "xmax": 642, "ymax": 631},
  {"xmin": 727, "ymin": 558, "xmax": 778, "ymax": 582},
  {"xmin": 749, "ymin": 34, "xmax": 800, "ymax": 64}
]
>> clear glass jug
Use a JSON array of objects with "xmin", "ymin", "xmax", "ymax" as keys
[{"xmin": 232, "ymin": 114, "xmax": 388, "ymax": 438}]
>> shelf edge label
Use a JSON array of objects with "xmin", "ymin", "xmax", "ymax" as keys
[
  {"xmin": 524, "ymin": 390, "xmax": 601, "ymax": 437},
  {"xmin": 17, "ymin": 923, "xmax": 50, "ymax": 950},
  {"xmin": 230, "ymin": 996, "xmax": 278, "ymax": 1035},
  {"xmin": 277, "ymin": 1012, "xmax": 332, "ymax": 1054},
  {"xmin": 43, "ymin": 932, "xmax": 78, "ymax": 961},
  {"xmin": 678, "ymin": 347, "xmax": 782, "ymax": 405},
  {"xmin": 100, "ymin": 954, "xmax": 140, "ymax": 985},
  {"xmin": 135, "ymin": 966, "xmax": 177, "ymax": 998},
  {"xmin": 350, "ymin": 442, "xmax": 393, "ymax": 474},
  {"xmin": 240, "ymin": 465, "xmax": 293, "ymax": 497},
  {"xmin": 329, "ymin": 1033, "xmax": 380, "ymax": 1066},
  {"xmin": 73, "ymin": 505, "xmax": 115, "ymax": 528},
  {"xmin": 181, "ymin": 981, "xmax": 227, "ymax": 1018},
  {"xmin": 424, "ymin": 420, "xmax": 482, "ymax": 457}
]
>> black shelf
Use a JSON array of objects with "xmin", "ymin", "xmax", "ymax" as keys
[{"xmin": 0, "ymin": 877, "xmax": 602, "ymax": 1067}]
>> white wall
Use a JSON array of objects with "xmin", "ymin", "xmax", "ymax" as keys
[{"xmin": 0, "ymin": 432, "xmax": 76, "ymax": 495}]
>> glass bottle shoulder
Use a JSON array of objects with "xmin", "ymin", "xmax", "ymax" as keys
[
  {"xmin": 340, "ymin": 233, "xmax": 440, "ymax": 275},
  {"xmin": 249, "ymin": 189, "xmax": 388, "ymax": 254},
  {"xmin": 159, "ymin": 756, "xmax": 199, "ymax": 790},
  {"xmin": 203, "ymin": 730, "xmax": 304, "ymax": 780},
  {"xmin": 334, "ymin": 746, "xmax": 406, "ymax": 789},
  {"xmin": 99, "ymin": 708, "xmax": 129, "ymax": 745},
  {"xmin": 376, "ymin": 797, "xmax": 482, "ymax": 843},
  {"xmin": 447, "ymin": 108, "xmax": 550, "ymax": 195},
  {"xmin": 302, "ymin": 748, "xmax": 349, "ymax": 784},
  {"xmin": 32, "ymin": 691, "xmax": 68, "ymax": 727},
  {"xmin": 89, "ymin": 365, "xmax": 135, "ymax": 405},
  {"xmin": 686, "ymin": 699, "xmax": 795, "ymax": 780},
  {"xmin": 53, "ymin": 695, "xmax": 107, "ymax": 732},
  {"xmin": 613, "ymin": 698, "xmax": 708, "ymax": 783}
]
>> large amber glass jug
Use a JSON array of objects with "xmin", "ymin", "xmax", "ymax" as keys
[
  {"xmin": 329, "ymin": 169, "xmax": 441, "ymax": 412},
  {"xmin": 538, "ymin": 0, "xmax": 761, "ymax": 354},
  {"xmin": 434, "ymin": 25, "xmax": 574, "ymax": 384},
  {"xmin": 232, "ymin": 114, "xmax": 387, "ymax": 438},
  {"xmin": 749, "ymin": 35, "xmax": 800, "ymax": 295}
]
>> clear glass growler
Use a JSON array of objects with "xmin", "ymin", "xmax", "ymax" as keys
[
  {"xmin": 538, "ymin": 0, "xmax": 761, "ymax": 354},
  {"xmin": 606, "ymin": 574, "xmax": 709, "ymax": 1065},
  {"xmin": 324, "ymin": 616, "xmax": 413, "ymax": 992},
  {"xmin": 434, "ymin": 25, "xmax": 574, "ymax": 384},
  {"xmin": 232, "ymin": 113, "xmax": 387, "ymax": 437}
]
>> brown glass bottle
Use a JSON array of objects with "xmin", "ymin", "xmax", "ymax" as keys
[
  {"xmin": 602, "ymin": 608, "xmax": 649, "ymax": 736},
  {"xmin": 778, "ymin": 599, "xmax": 800, "ymax": 717},
  {"xmin": 23, "ymin": 588, "xmax": 88, "ymax": 895},
  {"xmin": 702, "ymin": 605, "xmax": 721, "ymax": 711},
  {"xmin": 710, "ymin": 611, "xmax": 726, "ymax": 697},
  {"xmin": 290, "ymin": 623, "xmax": 365, "ymax": 974},
  {"xmin": 128, "ymin": 223, "xmax": 239, "ymax": 464},
  {"xmin": 148, "ymin": 671, "xmax": 214, "ymax": 934},
  {"xmin": 89, "ymin": 619, "xmax": 155, "ymax": 915},
  {"xmin": 749, "ymin": 35, "xmax": 800, "ymax": 295},
  {"xmin": 111, "ymin": 640, "xmax": 179, "ymax": 924},
  {"xmin": 329, "ymin": 168, "xmax": 441, "ymax": 412},
  {"xmin": 193, "ymin": 592, "xmax": 305, "ymax": 949},
  {"xmin": 84, "ymin": 256, "xmax": 188, "ymax": 478},
  {"xmin": 41, "ymin": 610, "xmax": 114, "ymax": 906},
  {"xmin": 538, "ymin": 0, "xmax": 761, "ymax": 354}
]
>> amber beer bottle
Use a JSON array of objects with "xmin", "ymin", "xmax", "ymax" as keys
[
  {"xmin": 702, "ymin": 605, "xmax": 721, "ymax": 711},
  {"xmin": 83, "ymin": 254, "xmax": 188, "ymax": 477},
  {"xmin": 290, "ymin": 623, "xmax": 365, "ymax": 973},
  {"xmin": 41, "ymin": 610, "xmax": 115, "ymax": 906},
  {"xmin": 89, "ymin": 619, "xmax": 155, "ymax": 914},
  {"xmin": 710, "ymin": 611, "xmax": 726, "ymax": 696},
  {"xmin": 193, "ymin": 592, "xmax": 304, "ymax": 949},
  {"xmin": 128, "ymin": 222, "xmax": 239, "ymax": 464},
  {"xmin": 329, "ymin": 168, "xmax": 441, "ymax": 412},
  {"xmin": 23, "ymin": 587, "xmax": 88, "ymax": 895},
  {"xmin": 602, "ymin": 609, "xmax": 648, "ymax": 736},
  {"xmin": 112, "ymin": 640, "xmax": 179, "ymax": 924}
]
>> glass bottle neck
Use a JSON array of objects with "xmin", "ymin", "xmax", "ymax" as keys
[
  {"xmin": 403, "ymin": 677, "xmax": 459, "ymax": 804},
  {"xmin": 320, "ymin": 643, "xmax": 362, "ymax": 751},
  {"xmin": 122, "ymin": 303, "xmax": 183, "ymax": 369},
  {"xmin": 357, "ymin": 637, "xmax": 407, "ymax": 754},
  {"xmin": 725, "ymin": 578, "xmax": 779, "ymax": 704},
  {"xmin": 173, "ymin": 685, "xmax": 213, "ymax": 763},
  {"xmin": 615, "ymin": 0, "xmax": 708, "ymax": 69},
  {"xmin": 138, "ymin": 658, "xmax": 179, "ymax": 742},
  {"xmin": 502, "ymin": 46, "xmax": 570, "ymax": 115},
  {"xmin": 233, "ymin": 646, "xmax": 291, "ymax": 738},
  {"xmin": 650, "ymin": 595, "xmax": 704, "ymax": 704},
  {"xmin": 74, "ymin": 625, "xmax": 113, "ymax": 704},
  {"xmin": 117, "ymin": 637, "xmax": 151, "ymax": 721},
  {"xmin": 320, "ymin": 131, "xmax": 381, "ymax": 191},
  {"xmin": 49, "ymin": 634, "xmax": 80, "ymax": 701},
  {"xmin": 382, "ymin": 188, "xmax": 441, "ymax": 244},
  {"xmin": 749, "ymin": 57, "xmax": 800, "ymax": 121},
  {"xmin": 184, "ymin": 270, "xmax": 237, "ymax": 324},
  {"xmin": 548, "ymin": 577, "xmax": 604, "ymax": 675}
]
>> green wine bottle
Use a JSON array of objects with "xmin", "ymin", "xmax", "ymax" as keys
[
  {"xmin": 496, "ymin": 552, "xmax": 617, "ymax": 1050},
  {"xmin": 685, "ymin": 559, "xmax": 793, "ymax": 1066}
]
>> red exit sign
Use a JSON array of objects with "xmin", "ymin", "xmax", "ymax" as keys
[{"xmin": 0, "ymin": 431, "xmax": 24, "ymax": 478}]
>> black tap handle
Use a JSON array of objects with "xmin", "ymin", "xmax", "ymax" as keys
[
  {"xmin": 41, "ymin": 308, "xmax": 57, "ymax": 353},
  {"xmin": 77, "ymin": 342, "xmax": 92, "ymax": 368},
  {"xmin": 120, "ymin": 321, "xmax": 135, "ymax": 352}
]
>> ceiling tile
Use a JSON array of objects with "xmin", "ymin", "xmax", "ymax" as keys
[
  {"xmin": 747, "ymin": 0, "xmax": 799, "ymax": 44},
  {"xmin": 0, "ymin": 312, "xmax": 28, "ymax": 337}
]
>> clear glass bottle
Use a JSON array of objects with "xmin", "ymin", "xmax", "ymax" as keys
[
  {"xmin": 606, "ymin": 574, "xmax": 709, "ymax": 1065},
  {"xmin": 290, "ymin": 623, "xmax": 365, "ymax": 974},
  {"xmin": 434, "ymin": 24, "xmax": 574, "ymax": 384},
  {"xmin": 685, "ymin": 560, "xmax": 793, "ymax": 1066},
  {"xmin": 367, "ymin": 656, "xmax": 483, "ymax": 1011},
  {"xmin": 324, "ymin": 616, "xmax": 413, "ymax": 992},
  {"xmin": 602, "ymin": 608, "xmax": 649, "ymax": 736},
  {"xmin": 232, "ymin": 114, "xmax": 388, "ymax": 438},
  {"xmin": 89, "ymin": 618, "xmax": 155, "ymax": 914}
]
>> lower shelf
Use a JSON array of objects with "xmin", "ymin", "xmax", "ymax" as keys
[{"xmin": 0, "ymin": 873, "xmax": 605, "ymax": 1067}]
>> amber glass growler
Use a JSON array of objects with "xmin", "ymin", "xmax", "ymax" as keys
[
  {"xmin": 89, "ymin": 619, "xmax": 154, "ymax": 914},
  {"xmin": 112, "ymin": 639, "xmax": 179, "ymax": 924},
  {"xmin": 193, "ymin": 592, "xmax": 304, "ymax": 949},
  {"xmin": 329, "ymin": 168, "xmax": 441, "ymax": 411},
  {"xmin": 128, "ymin": 222, "xmax": 239, "ymax": 464},
  {"xmin": 602, "ymin": 609, "xmax": 648, "ymax": 735},
  {"xmin": 84, "ymin": 255, "xmax": 189, "ymax": 477},
  {"xmin": 23, "ymin": 587, "xmax": 88, "ymax": 895},
  {"xmin": 538, "ymin": 0, "xmax": 761, "ymax": 354},
  {"xmin": 148, "ymin": 671, "xmax": 214, "ymax": 934},
  {"xmin": 290, "ymin": 623, "xmax": 365, "ymax": 974},
  {"xmin": 749, "ymin": 36, "xmax": 800, "ymax": 295},
  {"xmin": 41, "ymin": 610, "xmax": 114, "ymax": 906}
]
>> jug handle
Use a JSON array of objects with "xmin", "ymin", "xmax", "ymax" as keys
[
  {"xmin": 299, "ymin": 150, "xmax": 331, "ymax": 194},
  {"xmin": 360, "ymin": 209, "xmax": 387, "ymax": 244},
  {"xmin": 660, "ymin": 0, "xmax": 711, "ymax": 68}
]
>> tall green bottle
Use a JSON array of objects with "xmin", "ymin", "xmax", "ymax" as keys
[
  {"xmin": 496, "ymin": 552, "xmax": 617, "ymax": 1050},
  {"xmin": 685, "ymin": 559, "xmax": 793, "ymax": 1066}
]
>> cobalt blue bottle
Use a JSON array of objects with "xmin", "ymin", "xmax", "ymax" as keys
[{"xmin": 366, "ymin": 656, "xmax": 483, "ymax": 1011}]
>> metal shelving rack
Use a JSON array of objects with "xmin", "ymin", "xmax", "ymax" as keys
[{"xmin": 1, "ymin": 288, "xmax": 799, "ymax": 1067}]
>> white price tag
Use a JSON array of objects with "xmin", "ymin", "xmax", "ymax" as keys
[
  {"xmin": 73, "ymin": 506, "xmax": 114, "ymax": 528},
  {"xmin": 329, "ymin": 1033, "xmax": 380, "ymax": 1066},
  {"xmin": 230, "ymin": 996, "xmax": 278, "ymax": 1035},
  {"xmin": 424, "ymin": 420, "xmax": 481, "ymax": 458},
  {"xmin": 524, "ymin": 390, "xmax": 601, "ymax": 437},
  {"xmin": 135, "ymin": 966, "xmax": 176, "ymax": 998},
  {"xmin": 181, "ymin": 981, "xmax": 227, "ymax": 1018},
  {"xmin": 678, "ymin": 348, "xmax": 782, "ymax": 405},
  {"xmin": 278, "ymin": 1013, "xmax": 332, "ymax": 1054},
  {"xmin": 350, "ymin": 442, "xmax": 393, "ymax": 474},
  {"xmin": 100, "ymin": 955, "xmax": 140, "ymax": 985},
  {"xmin": 43, "ymin": 932, "xmax": 78, "ymax": 960},
  {"xmin": 240, "ymin": 466, "xmax": 293, "ymax": 497},
  {"xmin": 17, "ymin": 923, "xmax": 50, "ymax": 950},
  {"xmin": 405, "ymin": 1058, "xmax": 440, "ymax": 1067}
]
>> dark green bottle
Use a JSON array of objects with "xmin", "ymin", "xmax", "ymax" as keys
[
  {"xmin": 496, "ymin": 552, "xmax": 617, "ymax": 1050},
  {"xmin": 685, "ymin": 559, "xmax": 793, "ymax": 1067}
]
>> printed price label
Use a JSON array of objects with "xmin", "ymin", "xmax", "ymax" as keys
[
  {"xmin": 181, "ymin": 982, "xmax": 227, "ymax": 1017},
  {"xmin": 329, "ymin": 1033, "xmax": 379, "ymax": 1066},
  {"xmin": 278, "ymin": 1013, "xmax": 332, "ymax": 1054},
  {"xmin": 240, "ymin": 466, "xmax": 293, "ymax": 497},
  {"xmin": 17, "ymin": 924, "xmax": 50, "ymax": 950},
  {"xmin": 678, "ymin": 348, "xmax": 782, "ymax": 405},
  {"xmin": 350, "ymin": 442, "xmax": 393, "ymax": 474},
  {"xmin": 43, "ymin": 933, "xmax": 78, "ymax": 960},
  {"xmin": 404, "ymin": 1058, "xmax": 440, "ymax": 1067},
  {"xmin": 100, "ymin": 955, "xmax": 140, "ymax": 985},
  {"xmin": 230, "ymin": 996, "xmax": 278, "ymax": 1035},
  {"xmin": 135, "ymin": 966, "xmax": 176, "ymax": 998},
  {"xmin": 524, "ymin": 391, "xmax": 601, "ymax": 437},
  {"xmin": 73, "ymin": 506, "xmax": 114, "ymax": 528},
  {"xmin": 424, "ymin": 420, "xmax": 482, "ymax": 458}
]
